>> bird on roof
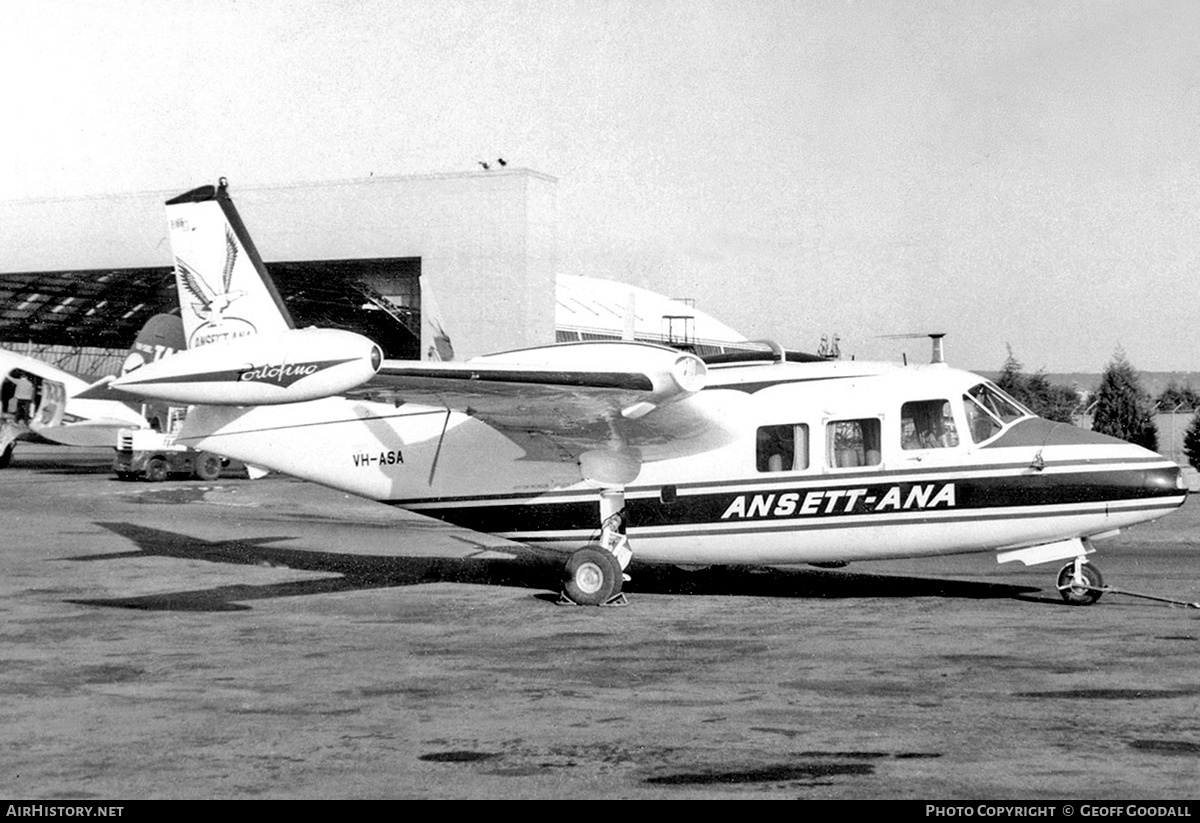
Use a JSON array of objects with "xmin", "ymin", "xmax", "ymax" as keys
[
  {"xmin": 478, "ymin": 161, "xmax": 490, "ymax": 170},
  {"xmin": 497, "ymin": 158, "xmax": 507, "ymax": 167}
]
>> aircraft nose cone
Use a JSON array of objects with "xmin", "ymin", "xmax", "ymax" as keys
[
  {"xmin": 984, "ymin": 418, "xmax": 1186, "ymax": 501},
  {"xmin": 1033, "ymin": 419, "xmax": 1186, "ymax": 504},
  {"xmin": 1143, "ymin": 462, "xmax": 1186, "ymax": 494}
]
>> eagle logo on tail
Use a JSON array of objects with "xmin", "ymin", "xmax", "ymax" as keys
[
  {"xmin": 175, "ymin": 228, "xmax": 248, "ymax": 324},
  {"xmin": 175, "ymin": 228, "xmax": 257, "ymax": 347}
]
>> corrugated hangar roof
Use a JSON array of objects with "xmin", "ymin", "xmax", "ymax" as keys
[
  {"xmin": 0, "ymin": 266, "xmax": 174, "ymax": 350},
  {"xmin": 0, "ymin": 259, "xmax": 423, "ymax": 358},
  {"xmin": 2, "ymin": 265, "xmax": 751, "ymax": 359}
]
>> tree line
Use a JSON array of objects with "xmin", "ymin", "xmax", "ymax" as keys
[{"xmin": 995, "ymin": 346, "xmax": 1200, "ymax": 471}]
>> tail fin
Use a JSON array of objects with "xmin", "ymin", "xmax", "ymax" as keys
[
  {"xmin": 117, "ymin": 313, "xmax": 187, "ymax": 432},
  {"xmin": 418, "ymin": 274, "xmax": 455, "ymax": 361},
  {"xmin": 120, "ymin": 313, "xmax": 187, "ymax": 373},
  {"xmin": 75, "ymin": 313, "xmax": 188, "ymax": 403},
  {"xmin": 165, "ymin": 178, "xmax": 293, "ymax": 349}
]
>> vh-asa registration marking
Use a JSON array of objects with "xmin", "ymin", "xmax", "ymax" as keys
[
  {"xmin": 352, "ymin": 449, "xmax": 405, "ymax": 467},
  {"xmin": 721, "ymin": 482, "xmax": 956, "ymax": 520}
]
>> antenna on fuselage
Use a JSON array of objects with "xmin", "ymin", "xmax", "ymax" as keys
[
  {"xmin": 929, "ymin": 333, "xmax": 945, "ymax": 365},
  {"xmin": 877, "ymin": 332, "xmax": 948, "ymax": 365}
]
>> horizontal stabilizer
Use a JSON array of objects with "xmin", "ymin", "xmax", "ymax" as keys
[
  {"xmin": 73, "ymin": 376, "xmax": 127, "ymax": 402},
  {"xmin": 103, "ymin": 328, "xmax": 382, "ymax": 406}
]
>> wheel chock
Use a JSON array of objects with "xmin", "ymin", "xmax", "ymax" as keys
[{"xmin": 555, "ymin": 591, "xmax": 629, "ymax": 607}]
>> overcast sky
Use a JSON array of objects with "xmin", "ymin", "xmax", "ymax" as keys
[{"xmin": 3, "ymin": 0, "xmax": 1199, "ymax": 372}]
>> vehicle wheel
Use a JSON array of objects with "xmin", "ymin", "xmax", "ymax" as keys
[
  {"xmin": 0, "ymin": 443, "xmax": 13, "ymax": 469},
  {"xmin": 143, "ymin": 457, "xmax": 170, "ymax": 483},
  {"xmin": 563, "ymin": 546, "xmax": 623, "ymax": 606},
  {"xmin": 1057, "ymin": 562, "xmax": 1104, "ymax": 606},
  {"xmin": 193, "ymin": 452, "xmax": 222, "ymax": 481}
]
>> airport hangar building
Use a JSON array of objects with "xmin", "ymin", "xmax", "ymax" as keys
[{"xmin": 0, "ymin": 168, "xmax": 750, "ymax": 375}]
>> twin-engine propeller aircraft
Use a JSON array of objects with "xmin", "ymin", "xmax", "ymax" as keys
[
  {"xmin": 0, "ymin": 318, "xmax": 171, "ymax": 466},
  {"xmin": 90, "ymin": 179, "xmax": 1188, "ymax": 606}
]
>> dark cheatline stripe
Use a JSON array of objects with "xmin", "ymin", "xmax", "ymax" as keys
[
  {"xmin": 374, "ymin": 366, "xmax": 654, "ymax": 391},
  {"xmin": 120, "ymin": 358, "xmax": 356, "ymax": 386},
  {"xmin": 397, "ymin": 466, "xmax": 1183, "ymax": 536},
  {"xmin": 704, "ymin": 374, "xmax": 858, "ymax": 394}
]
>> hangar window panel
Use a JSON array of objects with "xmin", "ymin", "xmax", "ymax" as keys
[
  {"xmin": 3, "ymin": 254, "xmax": 424, "ymax": 358},
  {"xmin": 827, "ymin": 418, "xmax": 882, "ymax": 469},
  {"xmin": 265, "ymin": 257, "xmax": 422, "ymax": 360}
]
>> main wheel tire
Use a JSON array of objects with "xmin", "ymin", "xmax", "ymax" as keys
[
  {"xmin": 0, "ymin": 443, "xmax": 13, "ymax": 469},
  {"xmin": 1057, "ymin": 562, "xmax": 1104, "ymax": 606},
  {"xmin": 563, "ymin": 546, "xmax": 624, "ymax": 606},
  {"xmin": 193, "ymin": 452, "xmax": 222, "ymax": 481},
  {"xmin": 143, "ymin": 457, "xmax": 170, "ymax": 483}
]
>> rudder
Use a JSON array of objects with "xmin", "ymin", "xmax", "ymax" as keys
[{"xmin": 166, "ymin": 178, "xmax": 293, "ymax": 349}]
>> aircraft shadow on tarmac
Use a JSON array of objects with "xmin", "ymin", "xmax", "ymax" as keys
[
  {"xmin": 16, "ymin": 460, "xmax": 115, "ymax": 476},
  {"xmin": 60, "ymin": 522, "xmax": 1045, "ymax": 612}
]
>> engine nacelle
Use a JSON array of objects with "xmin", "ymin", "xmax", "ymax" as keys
[{"xmin": 108, "ymin": 328, "xmax": 382, "ymax": 406}]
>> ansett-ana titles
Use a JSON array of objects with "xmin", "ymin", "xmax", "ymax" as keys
[{"xmin": 721, "ymin": 482, "xmax": 957, "ymax": 520}]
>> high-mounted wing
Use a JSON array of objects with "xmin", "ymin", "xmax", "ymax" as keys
[{"xmin": 357, "ymin": 341, "xmax": 745, "ymax": 470}]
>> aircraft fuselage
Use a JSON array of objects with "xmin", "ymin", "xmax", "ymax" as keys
[{"xmin": 177, "ymin": 359, "xmax": 1186, "ymax": 567}]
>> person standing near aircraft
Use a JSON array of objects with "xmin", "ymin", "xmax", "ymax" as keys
[
  {"xmin": 12, "ymin": 374, "xmax": 34, "ymax": 423},
  {"xmin": 0, "ymin": 316, "xmax": 179, "ymax": 466}
]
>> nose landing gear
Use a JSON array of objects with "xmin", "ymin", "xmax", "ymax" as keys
[
  {"xmin": 1056, "ymin": 557, "xmax": 1105, "ymax": 606},
  {"xmin": 1056, "ymin": 556, "xmax": 1199, "ymax": 609}
]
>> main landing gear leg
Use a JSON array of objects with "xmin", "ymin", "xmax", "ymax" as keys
[
  {"xmin": 1056, "ymin": 555, "xmax": 1105, "ymax": 606},
  {"xmin": 559, "ymin": 489, "xmax": 630, "ymax": 607},
  {"xmin": 0, "ymin": 421, "xmax": 18, "ymax": 469}
]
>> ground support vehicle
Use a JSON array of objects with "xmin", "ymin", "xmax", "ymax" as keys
[{"xmin": 113, "ymin": 410, "xmax": 226, "ymax": 481}]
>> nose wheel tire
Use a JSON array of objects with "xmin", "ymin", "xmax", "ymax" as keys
[
  {"xmin": 1057, "ymin": 562, "xmax": 1104, "ymax": 606},
  {"xmin": 563, "ymin": 546, "xmax": 624, "ymax": 606}
]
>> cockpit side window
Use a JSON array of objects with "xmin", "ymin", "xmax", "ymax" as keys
[
  {"xmin": 969, "ymin": 383, "xmax": 1030, "ymax": 421},
  {"xmin": 901, "ymin": 399, "xmax": 959, "ymax": 450},
  {"xmin": 757, "ymin": 424, "xmax": 810, "ymax": 472},
  {"xmin": 827, "ymin": 418, "xmax": 882, "ymax": 468},
  {"xmin": 963, "ymin": 383, "xmax": 1030, "ymax": 444},
  {"xmin": 963, "ymin": 395, "xmax": 1002, "ymax": 443}
]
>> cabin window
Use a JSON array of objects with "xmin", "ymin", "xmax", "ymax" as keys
[
  {"xmin": 827, "ymin": 418, "xmax": 882, "ymax": 468},
  {"xmin": 756, "ymin": 424, "xmax": 810, "ymax": 472},
  {"xmin": 901, "ymin": 399, "xmax": 959, "ymax": 450}
]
